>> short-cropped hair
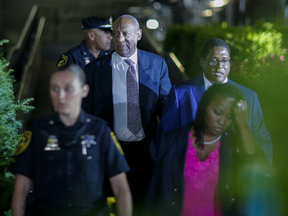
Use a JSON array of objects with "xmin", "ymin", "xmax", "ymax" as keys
[
  {"xmin": 55, "ymin": 64, "xmax": 86, "ymax": 86},
  {"xmin": 201, "ymin": 38, "xmax": 230, "ymax": 58}
]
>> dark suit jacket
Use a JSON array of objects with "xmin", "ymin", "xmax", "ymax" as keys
[
  {"xmin": 156, "ymin": 75, "xmax": 273, "ymax": 163},
  {"xmin": 146, "ymin": 124, "xmax": 275, "ymax": 216},
  {"xmin": 82, "ymin": 49, "xmax": 172, "ymax": 144}
]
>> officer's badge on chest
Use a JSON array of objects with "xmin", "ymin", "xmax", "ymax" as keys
[
  {"xmin": 84, "ymin": 57, "xmax": 90, "ymax": 65},
  {"xmin": 44, "ymin": 135, "xmax": 61, "ymax": 151},
  {"xmin": 80, "ymin": 134, "xmax": 97, "ymax": 155}
]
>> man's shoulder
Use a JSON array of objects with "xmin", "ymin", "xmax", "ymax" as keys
[
  {"xmin": 84, "ymin": 53, "xmax": 112, "ymax": 72},
  {"xmin": 138, "ymin": 49, "xmax": 165, "ymax": 61},
  {"xmin": 229, "ymin": 79, "xmax": 257, "ymax": 96},
  {"xmin": 174, "ymin": 75, "xmax": 203, "ymax": 88},
  {"xmin": 64, "ymin": 44, "xmax": 82, "ymax": 56}
]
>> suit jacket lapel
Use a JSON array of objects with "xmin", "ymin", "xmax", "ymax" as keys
[
  {"xmin": 192, "ymin": 75, "xmax": 206, "ymax": 104},
  {"xmin": 138, "ymin": 49, "xmax": 150, "ymax": 112}
]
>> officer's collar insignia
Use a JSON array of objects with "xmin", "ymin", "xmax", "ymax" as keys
[
  {"xmin": 81, "ymin": 134, "xmax": 97, "ymax": 148},
  {"xmin": 57, "ymin": 55, "xmax": 68, "ymax": 68},
  {"xmin": 15, "ymin": 130, "xmax": 32, "ymax": 156},
  {"xmin": 44, "ymin": 135, "xmax": 61, "ymax": 151}
]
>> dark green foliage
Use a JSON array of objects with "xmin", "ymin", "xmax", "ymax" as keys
[{"xmin": 0, "ymin": 39, "xmax": 34, "ymax": 214}]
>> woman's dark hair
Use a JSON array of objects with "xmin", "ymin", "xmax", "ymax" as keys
[
  {"xmin": 54, "ymin": 64, "xmax": 86, "ymax": 86},
  {"xmin": 201, "ymin": 38, "xmax": 230, "ymax": 58},
  {"xmin": 194, "ymin": 83, "xmax": 245, "ymax": 149}
]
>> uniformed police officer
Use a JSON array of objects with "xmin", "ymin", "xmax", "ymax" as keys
[
  {"xmin": 56, "ymin": 16, "xmax": 113, "ymax": 69},
  {"xmin": 10, "ymin": 64, "xmax": 132, "ymax": 216}
]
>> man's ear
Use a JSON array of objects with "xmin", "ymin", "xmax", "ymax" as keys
[
  {"xmin": 82, "ymin": 84, "xmax": 89, "ymax": 98},
  {"xmin": 200, "ymin": 57, "xmax": 205, "ymax": 67},
  {"xmin": 88, "ymin": 31, "xmax": 95, "ymax": 41},
  {"xmin": 137, "ymin": 29, "xmax": 142, "ymax": 41}
]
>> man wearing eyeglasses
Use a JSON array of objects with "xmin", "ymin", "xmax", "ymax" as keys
[{"xmin": 156, "ymin": 38, "xmax": 272, "ymax": 164}]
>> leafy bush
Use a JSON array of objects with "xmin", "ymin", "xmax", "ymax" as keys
[{"xmin": 0, "ymin": 39, "xmax": 34, "ymax": 214}]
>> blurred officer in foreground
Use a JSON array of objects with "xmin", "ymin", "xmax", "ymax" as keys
[
  {"xmin": 10, "ymin": 64, "xmax": 132, "ymax": 216},
  {"xmin": 56, "ymin": 16, "xmax": 113, "ymax": 69}
]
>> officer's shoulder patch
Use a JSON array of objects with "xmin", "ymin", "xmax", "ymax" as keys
[
  {"xmin": 15, "ymin": 130, "xmax": 32, "ymax": 156},
  {"xmin": 110, "ymin": 132, "xmax": 124, "ymax": 155},
  {"xmin": 57, "ymin": 55, "xmax": 68, "ymax": 68}
]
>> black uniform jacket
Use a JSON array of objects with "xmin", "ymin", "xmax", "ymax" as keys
[
  {"xmin": 9, "ymin": 110, "xmax": 129, "ymax": 215},
  {"xmin": 56, "ymin": 40, "xmax": 111, "ymax": 69}
]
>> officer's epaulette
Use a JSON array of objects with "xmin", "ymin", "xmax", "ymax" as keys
[{"xmin": 84, "ymin": 113, "xmax": 108, "ymax": 126}]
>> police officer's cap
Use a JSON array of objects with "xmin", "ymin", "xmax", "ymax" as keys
[{"xmin": 82, "ymin": 16, "xmax": 113, "ymax": 31}]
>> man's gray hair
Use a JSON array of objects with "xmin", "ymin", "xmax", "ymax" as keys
[{"xmin": 115, "ymin": 14, "xmax": 140, "ymax": 30}]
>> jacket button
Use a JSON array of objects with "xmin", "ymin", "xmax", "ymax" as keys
[
  {"xmin": 230, "ymin": 198, "xmax": 235, "ymax": 202},
  {"xmin": 236, "ymin": 149, "xmax": 240, "ymax": 153},
  {"xmin": 68, "ymin": 203, "xmax": 71, "ymax": 206},
  {"xmin": 174, "ymin": 188, "xmax": 177, "ymax": 192},
  {"xmin": 171, "ymin": 202, "xmax": 175, "ymax": 205},
  {"xmin": 68, "ymin": 187, "xmax": 72, "ymax": 191},
  {"xmin": 225, "ymin": 185, "xmax": 229, "ymax": 189}
]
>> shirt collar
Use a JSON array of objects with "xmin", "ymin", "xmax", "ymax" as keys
[
  {"xmin": 51, "ymin": 110, "xmax": 87, "ymax": 125},
  {"xmin": 203, "ymin": 73, "xmax": 228, "ymax": 90},
  {"xmin": 113, "ymin": 49, "xmax": 138, "ymax": 65}
]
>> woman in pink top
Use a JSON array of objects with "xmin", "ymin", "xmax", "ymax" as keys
[{"xmin": 145, "ymin": 83, "xmax": 271, "ymax": 216}]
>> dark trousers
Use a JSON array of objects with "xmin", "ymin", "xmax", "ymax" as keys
[{"xmin": 120, "ymin": 139, "xmax": 155, "ymax": 215}]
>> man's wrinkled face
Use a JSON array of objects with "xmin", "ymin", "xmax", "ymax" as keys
[
  {"xmin": 112, "ymin": 17, "xmax": 142, "ymax": 57},
  {"xmin": 201, "ymin": 47, "xmax": 230, "ymax": 83}
]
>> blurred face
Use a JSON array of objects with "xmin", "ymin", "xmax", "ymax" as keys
[
  {"xmin": 112, "ymin": 17, "xmax": 142, "ymax": 57},
  {"xmin": 91, "ymin": 28, "xmax": 112, "ymax": 51},
  {"xmin": 204, "ymin": 94, "xmax": 234, "ymax": 136},
  {"xmin": 201, "ymin": 47, "xmax": 230, "ymax": 83},
  {"xmin": 50, "ymin": 71, "xmax": 88, "ymax": 116}
]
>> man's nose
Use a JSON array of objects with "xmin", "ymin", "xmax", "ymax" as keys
[
  {"xmin": 116, "ymin": 33, "xmax": 125, "ymax": 42},
  {"xmin": 217, "ymin": 61, "xmax": 225, "ymax": 68},
  {"xmin": 107, "ymin": 32, "xmax": 112, "ymax": 40}
]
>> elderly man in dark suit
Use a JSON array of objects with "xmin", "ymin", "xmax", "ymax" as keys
[
  {"xmin": 82, "ymin": 14, "xmax": 171, "ymax": 213},
  {"xmin": 156, "ymin": 38, "xmax": 272, "ymax": 164}
]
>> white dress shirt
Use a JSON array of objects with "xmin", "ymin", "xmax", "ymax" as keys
[
  {"xmin": 203, "ymin": 73, "xmax": 228, "ymax": 90},
  {"xmin": 112, "ymin": 50, "xmax": 145, "ymax": 142}
]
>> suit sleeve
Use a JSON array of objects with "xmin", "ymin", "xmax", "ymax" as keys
[
  {"xmin": 56, "ymin": 52, "xmax": 75, "ymax": 68},
  {"xmin": 250, "ymin": 92, "xmax": 273, "ymax": 164},
  {"xmin": 82, "ymin": 63, "xmax": 95, "ymax": 114},
  {"xmin": 155, "ymin": 86, "xmax": 179, "ymax": 155},
  {"xmin": 157, "ymin": 59, "xmax": 172, "ymax": 117}
]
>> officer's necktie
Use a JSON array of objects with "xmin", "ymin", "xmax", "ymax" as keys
[{"xmin": 124, "ymin": 59, "xmax": 142, "ymax": 135}]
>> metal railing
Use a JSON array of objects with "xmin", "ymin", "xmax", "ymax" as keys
[{"xmin": 6, "ymin": 5, "xmax": 46, "ymax": 130}]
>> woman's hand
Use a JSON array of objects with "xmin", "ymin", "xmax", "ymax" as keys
[
  {"xmin": 233, "ymin": 100, "xmax": 255, "ymax": 154},
  {"xmin": 233, "ymin": 100, "xmax": 249, "ymax": 128}
]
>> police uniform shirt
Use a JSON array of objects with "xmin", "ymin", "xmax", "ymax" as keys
[
  {"xmin": 9, "ymin": 110, "xmax": 129, "ymax": 213},
  {"xmin": 56, "ymin": 40, "xmax": 111, "ymax": 69}
]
